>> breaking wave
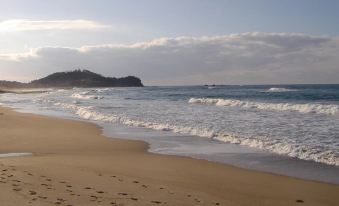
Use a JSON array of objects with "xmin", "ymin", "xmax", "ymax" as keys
[
  {"xmin": 71, "ymin": 92, "xmax": 103, "ymax": 100},
  {"xmin": 266, "ymin": 87, "xmax": 298, "ymax": 92},
  {"xmin": 53, "ymin": 102, "xmax": 339, "ymax": 166},
  {"xmin": 188, "ymin": 98, "xmax": 339, "ymax": 115}
]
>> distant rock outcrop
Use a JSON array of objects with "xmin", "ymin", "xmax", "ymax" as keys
[
  {"xmin": 0, "ymin": 80, "xmax": 26, "ymax": 88},
  {"xmin": 1, "ymin": 70, "xmax": 144, "ymax": 88}
]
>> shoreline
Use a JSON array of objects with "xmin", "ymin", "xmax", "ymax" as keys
[
  {"xmin": 1, "ymin": 106, "xmax": 339, "ymax": 205},
  {"xmin": 8, "ymin": 104, "xmax": 339, "ymax": 184},
  {"xmin": 102, "ymin": 122, "xmax": 339, "ymax": 185}
]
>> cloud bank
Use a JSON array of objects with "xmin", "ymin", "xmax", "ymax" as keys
[
  {"xmin": 1, "ymin": 32, "xmax": 339, "ymax": 85},
  {"xmin": 0, "ymin": 19, "xmax": 109, "ymax": 32}
]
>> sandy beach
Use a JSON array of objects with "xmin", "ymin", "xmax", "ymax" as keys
[{"xmin": 0, "ymin": 106, "xmax": 338, "ymax": 206}]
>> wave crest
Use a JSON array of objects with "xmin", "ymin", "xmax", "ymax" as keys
[
  {"xmin": 188, "ymin": 98, "xmax": 339, "ymax": 115},
  {"xmin": 52, "ymin": 102, "xmax": 339, "ymax": 166},
  {"xmin": 71, "ymin": 92, "xmax": 103, "ymax": 100},
  {"xmin": 266, "ymin": 87, "xmax": 298, "ymax": 92}
]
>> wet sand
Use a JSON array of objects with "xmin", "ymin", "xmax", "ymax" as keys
[{"xmin": 0, "ymin": 106, "xmax": 338, "ymax": 206}]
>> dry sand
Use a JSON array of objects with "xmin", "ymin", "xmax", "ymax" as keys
[{"xmin": 0, "ymin": 106, "xmax": 338, "ymax": 206}]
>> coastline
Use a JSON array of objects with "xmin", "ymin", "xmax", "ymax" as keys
[{"xmin": 0, "ymin": 106, "xmax": 338, "ymax": 206}]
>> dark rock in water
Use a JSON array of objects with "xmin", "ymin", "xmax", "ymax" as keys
[{"xmin": 0, "ymin": 69, "xmax": 144, "ymax": 88}]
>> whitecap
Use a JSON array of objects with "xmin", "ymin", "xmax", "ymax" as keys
[
  {"xmin": 71, "ymin": 93, "xmax": 103, "ymax": 100},
  {"xmin": 266, "ymin": 87, "xmax": 298, "ymax": 92},
  {"xmin": 188, "ymin": 98, "xmax": 339, "ymax": 115}
]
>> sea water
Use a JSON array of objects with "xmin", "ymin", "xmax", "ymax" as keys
[{"xmin": 1, "ymin": 85, "xmax": 338, "ymax": 183}]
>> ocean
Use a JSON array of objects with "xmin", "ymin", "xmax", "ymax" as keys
[{"xmin": 1, "ymin": 84, "xmax": 339, "ymax": 183}]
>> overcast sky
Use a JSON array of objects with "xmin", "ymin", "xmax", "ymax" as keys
[{"xmin": 0, "ymin": 0, "xmax": 338, "ymax": 85}]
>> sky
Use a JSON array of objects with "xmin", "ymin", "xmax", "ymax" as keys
[{"xmin": 0, "ymin": 0, "xmax": 339, "ymax": 85}]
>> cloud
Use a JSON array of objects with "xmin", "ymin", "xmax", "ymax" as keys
[
  {"xmin": 0, "ymin": 32, "xmax": 339, "ymax": 85},
  {"xmin": 0, "ymin": 19, "xmax": 109, "ymax": 32}
]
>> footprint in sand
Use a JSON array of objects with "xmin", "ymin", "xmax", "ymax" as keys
[
  {"xmin": 13, "ymin": 188, "xmax": 22, "ymax": 191},
  {"xmin": 194, "ymin": 198, "xmax": 201, "ymax": 203},
  {"xmin": 29, "ymin": 191, "xmax": 37, "ymax": 195},
  {"xmin": 151, "ymin": 200, "xmax": 162, "ymax": 204},
  {"xmin": 38, "ymin": 196, "xmax": 48, "ymax": 200},
  {"xmin": 118, "ymin": 192, "xmax": 128, "ymax": 196},
  {"xmin": 66, "ymin": 189, "xmax": 73, "ymax": 192},
  {"xmin": 89, "ymin": 196, "xmax": 98, "ymax": 202},
  {"xmin": 57, "ymin": 198, "xmax": 66, "ymax": 202},
  {"xmin": 12, "ymin": 179, "xmax": 21, "ymax": 183}
]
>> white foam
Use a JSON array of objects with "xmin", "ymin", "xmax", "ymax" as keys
[
  {"xmin": 95, "ymin": 88, "xmax": 110, "ymax": 92},
  {"xmin": 267, "ymin": 87, "xmax": 298, "ymax": 92},
  {"xmin": 215, "ymin": 135, "xmax": 338, "ymax": 166},
  {"xmin": 53, "ymin": 102, "xmax": 339, "ymax": 166},
  {"xmin": 71, "ymin": 92, "xmax": 103, "ymax": 100},
  {"xmin": 188, "ymin": 98, "xmax": 339, "ymax": 115}
]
